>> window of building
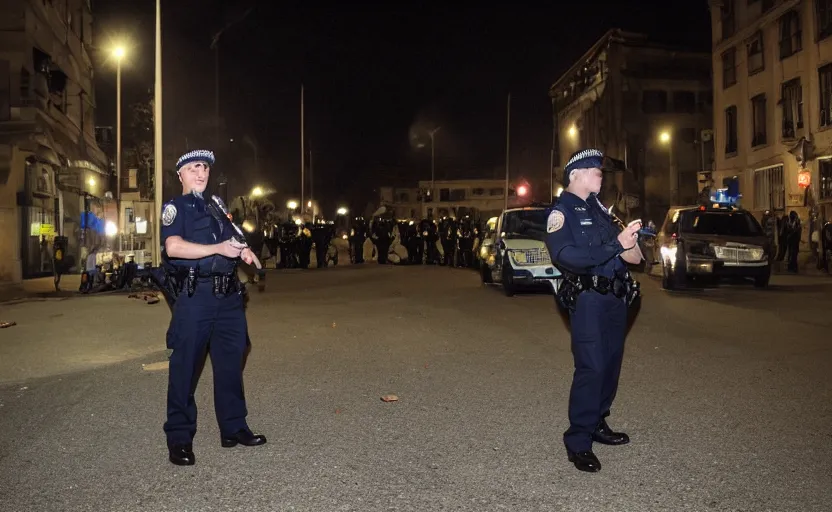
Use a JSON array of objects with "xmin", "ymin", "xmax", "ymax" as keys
[
  {"xmin": 680, "ymin": 128, "xmax": 696, "ymax": 144},
  {"xmin": 642, "ymin": 90, "xmax": 668, "ymax": 114},
  {"xmin": 449, "ymin": 188, "xmax": 465, "ymax": 201},
  {"xmin": 722, "ymin": 0, "xmax": 735, "ymax": 39},
  {"xmin": 781, "ymin": 78, "xmax": 803, "ymax": 139},
  {"xmin": 672, "ymin": 91, "xmax": 696, "ymax": 114},
  {"xmin": 747, "ymin": 31, "xmax": 764, "ymax": 74},
  {"xmin": 439, "ymin": 188, "xmax": 450, "ymax": 201},
  {"xmin": 125, "ymin": 207, "xmax": 134, "ymax": 223},
  {"xmin": 398, "ymin": 192, "xmax": 409, "ymax": 202},
  {"xmin": 722, "ymin": 48, "xmax": 737, "ymax": 88},
  {"xmin": 489, "ymin": 188, "xmax": 502, "ymax": 196},
  {"xmin": 820, "ymin": 159, "xmax": 832, "ymax": 200},
  {"xmin": 128, "ymin": 168, "xmax": 137, "ymax": 189},
  {"xmin": 472, "ymin": 188, "xmax": 484, "ymax": 196},
  {"xmin": 817, "ymin": 0, "xmax": 832, "ymax": 41},
  {"xmin": 752, "ymin": 94, "xmax": 767, "ymax": 147},
  {"xmin": 753, "ymin": 165, "xmax": 785, "ymax": 210},
  {"xmin": 725, "ymin": 106, "xmax": 738, "ymax": 154},
  {"xmin": 779, "ymin": 11, "xmax": 802, "ymax": 59},
  {"xmin": 819, "ymin": 64, "xmax": 832, "ymax": 127}
]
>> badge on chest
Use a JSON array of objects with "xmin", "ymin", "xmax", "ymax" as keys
[{"xmin": 579, "ymin": 218, "xmax": 593, "ymax": 226}]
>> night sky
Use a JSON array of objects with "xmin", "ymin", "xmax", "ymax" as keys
[{"xmin": 92, "ymin": 1, "xmax": 711, "ymax": 213}]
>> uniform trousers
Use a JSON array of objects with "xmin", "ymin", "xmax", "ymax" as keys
[
  {"xmin": 163, "ymin": 282, "xmax": 249, "ymax": 444},
  {"xmin": 564, "ymin": 289, "xmax": 628, "ymax": 452}
]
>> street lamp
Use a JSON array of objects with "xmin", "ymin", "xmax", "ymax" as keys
[
  {"xmin": 659, "ymin": 130, "xmax": 676, "ymax": 204},
  {"xmin": 337, "ymin": 207, "xmax": 348, "ymax": 216},
  {"xmin": 428, "ymin": 127, "xmax": 441, "ymax": 199},
  {"xmin": 251, "ymin": 186, "xmax": 264, "ymax": 197},
  {"xmin": 567, "ymin": 125, "xmax": 577, "ymax": 139},
  {"xmin": 113, "ymin": 45, "xmax": 126, "ymax": 252},
  {"xmin": 287, "ymin": 200, "xmax": 298, "ymax": 210}
]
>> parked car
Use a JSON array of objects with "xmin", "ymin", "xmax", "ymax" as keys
[{"xmin": 478, "ymin": 206, "xmax": 561, "ymax": 296}]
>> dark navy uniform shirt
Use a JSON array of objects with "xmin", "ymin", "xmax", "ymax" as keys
[
  {"xmin": 160, "ymin": 193, "xmax": 235, "ymax": 275},
  {"xmin": 545, "ymin": 191, "xmax": 627, "ymax": 279}
]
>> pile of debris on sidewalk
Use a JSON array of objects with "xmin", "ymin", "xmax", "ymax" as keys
[{"xmin": 128, "ymin": 291, "xmax": 160, "ymax": 305}]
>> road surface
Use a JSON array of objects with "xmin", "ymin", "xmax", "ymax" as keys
[{"xmin": 0, "ymin": 265, "xmax": 829, "ymax": 511}]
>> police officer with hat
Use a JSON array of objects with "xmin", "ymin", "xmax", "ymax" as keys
[
  {"xmin": 545, "ymin": 148, "xmax": 643, "ymax": 473},
  {"xmin": 160, "ymin": 149, "xmax": 267, "ymax": 466}
]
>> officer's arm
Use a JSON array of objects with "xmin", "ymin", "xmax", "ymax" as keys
[
  {"xmin": 546, "ymin": 213, "xmax": 624, "ymax": 271},
  {"xmin": 161, "ymin": 202, "xmax": 223, "ymax": 259}
]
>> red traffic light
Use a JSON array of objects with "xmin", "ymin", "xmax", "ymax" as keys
[{"xmin": 517, "ymin": 185, "xmax": 528, "ymax": 196}]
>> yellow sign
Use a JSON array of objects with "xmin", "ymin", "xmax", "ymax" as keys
[{"xmin": 40, "ymin": 224, "xmax": 55, "ymax": 236}]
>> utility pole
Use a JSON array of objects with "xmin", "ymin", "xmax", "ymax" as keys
[
  {"xmin": 152, "ymin": 0, "xmax": 163, "ymax": 266},
  {"xmin": 504, "ymin": 93, "xmax": 511, "ymax": 210},
  {"xmin": 300, "ymin": 84, "xmax": 305, "ymax": 217}
]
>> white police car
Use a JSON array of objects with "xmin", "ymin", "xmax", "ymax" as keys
[{"xmin": 479, "ymin": 206, "xmax": 562, "ymax": 296}]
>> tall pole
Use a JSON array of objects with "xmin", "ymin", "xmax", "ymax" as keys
[
  {"xmin": 214, "ymin": 45, "xmax": 220, "ymax": 148},
  {"xmin": 300, "ymin": 85, "xmax": 305, "ymax": 217},
  {"xmin": 504, "ymin": 93, "xmax": 511, "ymax": 210},
  {"xmin": 670, "ymin": 140, "xmax": 676, "ymax": 205},
  {"xmin": 549, "ymin": 97, "xmax": 557, "ymax": 202},
  {"xmin": 309, "ymin": 146, "xmax": 314, "ymax": 217},
  {"xmin": 428, "ymin": 127, "xmax": 440, "ymax": 201},
  {"xmin": 116, "ymin": 57, "xmax": 122, "ymax": 252},
  {"xmin": 152, "ymin": 0, "xmax": 163, "ymax": 267},
  {"xmin": 430, "ymin": 135, "xmax": 435, "ymax": 196}
]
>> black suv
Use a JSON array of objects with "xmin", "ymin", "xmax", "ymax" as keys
[{"xmin": 653, "ymin": 205, "xmax": 771, "ymax": 289}]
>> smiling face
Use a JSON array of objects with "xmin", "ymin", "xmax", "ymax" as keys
[{"xmin": 178, "ymin": 161, "xmax": 210, "ymax": 195}]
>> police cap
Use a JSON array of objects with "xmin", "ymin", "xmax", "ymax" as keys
[{"xmin": 563, "ymin": 148, "xmax": 603, "ymax": 187}]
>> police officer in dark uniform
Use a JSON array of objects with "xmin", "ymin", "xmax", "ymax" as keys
[
  {"xmin": 160, "ymin": 149, "xmax": 266, "ymax": 466},
  {"xmin": 311, "ymin": 221, "xmax": 334, "ymax": 268},
  {"xmin": 544, "ymin": 148, "xmax": 643, "ymax": 473}
]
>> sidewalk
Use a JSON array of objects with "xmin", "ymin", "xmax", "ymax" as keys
[{"xmin": 0, "ymin": 274, "xmax": 82, "ymax": 304}]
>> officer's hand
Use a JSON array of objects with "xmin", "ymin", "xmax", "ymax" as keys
[
  {"xmin": 617, "ymin": 220, "xmax": 641, "ymax": 249},
  {"xmin": 217, "ymin": 239, "xmax": 243, "ymax": 258},
  {"xmin": 241, "ymin": 248, "xmax": 263, "ymax": 269}
]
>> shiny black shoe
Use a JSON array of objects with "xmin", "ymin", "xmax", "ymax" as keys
[
  {"xmin": 592, "ymin": 419, "xmax": 630, "ymax": 446},
  {"xmin": 168, "ymin": 443, "xmax": 195, "ymax": 466},
  {"xmin": 567, "ymin": 450, "xmax": 602, "ymax": 473},
  {"xmin": 221, "ymin": 429, "xmax": 267, "ymax": 448}
]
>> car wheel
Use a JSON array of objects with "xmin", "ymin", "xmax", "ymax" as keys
[
  {"xmin": 501, "ymin": 256, "xmax": 516, "ymax": 297},
  {"xmin": 661, "ymin": 259, "xmax": 675, "ymax": 290},
  {"xmin": 480, "ymin": 263, "xmax": 493, "ymax": 284},
  {"xmin": 754, "ymin": 272, "xmax": 770, "ymax": 288}
]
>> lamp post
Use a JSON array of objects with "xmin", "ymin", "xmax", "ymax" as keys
[
  {"xmin": 152, "ymin": 0, "xmax": 163, "ymax": 267},
  {"xmin": 428, "ymin": 127, "xmax": 440, "ymax": 199},
  {"xmin": 113, "ymin": 46, "xmax": 125, "ymax": 252}
]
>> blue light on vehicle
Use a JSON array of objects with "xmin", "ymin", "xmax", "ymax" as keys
[{"xmin": 709, "ymin": 187, "xmax": 740, "ymax": 206}]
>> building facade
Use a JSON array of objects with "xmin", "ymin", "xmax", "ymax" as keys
[
  {"xmin": 710, "ymin": 0, "xmax": 831, "ymax": 254},
  {"xmin": 0, "ymin": 0, "xmax": 108, "ymax": 284},
  {"xmin": 550, "ymin": 29, "xmax": 714, "ymax": 224},
  {"xmin": 379, "ymin": 179, "xmax": 525, "ymax": 221}
]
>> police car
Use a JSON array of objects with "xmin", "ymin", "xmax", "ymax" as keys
[
  {"xmin": 655, "ymin": 192, "xmax": 771, "ymax": 289},
  {"xmin": 478, "ymin": 206, "xmax": 562, "ymax": 296}
]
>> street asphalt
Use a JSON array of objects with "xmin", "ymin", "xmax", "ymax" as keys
[{"xmin": 0, "ymin": 264, "xmax": 829, "ymax": 511}]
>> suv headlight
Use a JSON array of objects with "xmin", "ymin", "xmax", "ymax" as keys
[
  {"xmin": 510, "ymin": 250, "xmax": 527, "ymax": 264},
  {"xmin": 749, "ymin": 248, "xmax": 764, "ymax": 260}
]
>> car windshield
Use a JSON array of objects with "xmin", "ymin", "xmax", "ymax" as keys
[
  {"xmin": 679, "ymin": 210, "xmax": 763, "ymax": 237},
  {"xmin": 501, "ymin": 209, "xmax": 548, "ymax": 241}
]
